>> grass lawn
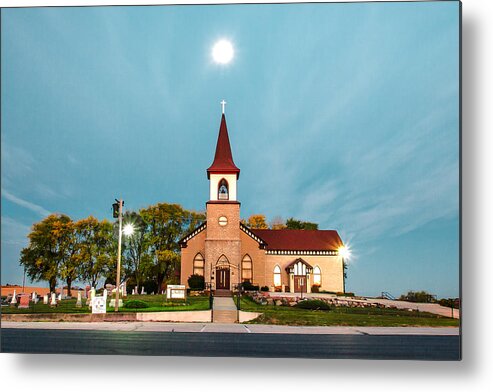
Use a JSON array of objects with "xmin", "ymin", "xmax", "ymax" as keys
[
  {"xmin": 1, "ymin": 294, "xmax": 210, "ymax": 314},
  {"xmin": 240, "ymin": 296, "xmax": 459, "ymax": 327}
]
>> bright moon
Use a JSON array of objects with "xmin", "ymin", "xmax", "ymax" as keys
[{"xmin": 212, "ymin": 40, "xmax": 234, "ymax": 64}]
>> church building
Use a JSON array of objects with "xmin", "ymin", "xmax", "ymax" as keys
[{"xmin": 180, "ymin": 108, "xmax": 346, "ymax": 294}]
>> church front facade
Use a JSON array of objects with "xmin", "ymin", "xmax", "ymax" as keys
[{"xmin": 180, "ymin": 111, "xmax": 345, "ymax": 294}]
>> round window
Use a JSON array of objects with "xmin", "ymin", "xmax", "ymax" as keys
[{"xmin": 218, "ymin": 216, "xmax": 228, "ymax": 226}]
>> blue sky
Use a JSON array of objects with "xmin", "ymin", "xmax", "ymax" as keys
[{"xmin": 1, "ymin": 2, "xmax": 460, "ymax": 297}]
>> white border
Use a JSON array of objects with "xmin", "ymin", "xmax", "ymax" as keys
[{"xmin": 2, "ymin": 0, "xmax": 493, "ymax": 391}]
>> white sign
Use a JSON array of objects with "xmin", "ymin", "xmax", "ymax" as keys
[
  {"xmin": 91, "ymin": 296, "xmax": 107, "ymax": 314},
  {"xmin": 166, "ymin": 285, "xmax": 186, "ymax": 300}
]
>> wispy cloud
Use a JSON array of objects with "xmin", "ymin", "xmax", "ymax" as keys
[
  {"xmin": 1, "ymin": 217, "xmax": 30, "ymax": 246},
  {"xmin": 1, "ymin": 141, "xmax": 36, "ymax": 182},
  {"xmin": 2, "ymin": 189, "xmax": 51, "ymax": 217}
]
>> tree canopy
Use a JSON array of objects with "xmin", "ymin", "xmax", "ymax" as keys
[
  {"xmin": 20, "ymin": 214, "xmax": 72, "ymax": 292},
  {"xmin": 19, "ymin": 205, "xmax": 322, "ymax": 293},
  {"xmin": 18, "ymin": 203, "xmax": 205, "ymax": 293},
  {"xmin": 285, "ymin": 218, "xmax": 319, "ymax": 230},
  {"xmin": 246, "ymin": 214, "xmax": 268, "ymax": 229}
]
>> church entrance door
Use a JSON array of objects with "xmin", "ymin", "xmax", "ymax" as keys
[
  {"xmin": 216, "ymin": 268, "xmax": 230, "ymax": 290},
  {"xmin": 294, "ymin": 275, "xmax": 306, "ymax": 293}
]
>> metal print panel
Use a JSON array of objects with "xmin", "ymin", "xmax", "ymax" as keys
[{"xmin": 1, "ymin": 0, "xmax": 461, "ymax": 359}]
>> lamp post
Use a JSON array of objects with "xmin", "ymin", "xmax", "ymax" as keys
[
  {"xmin": 209, "ymin": 263, "xmax": 214, "ymax": 322},
  {"xmin": 112, "ymin": 198, "xmax": 136, "ymax": 312},
  {"xmin": 237, "ymin": 262, "xmax": 241, "ymax": 314},
  {"xmin": 338, "ymin": 245, "xmax": 351, "ymax": 294},
  {"xmin": 22, "ymin": 266, "xmax": 26, "ymax": 293},
  {"xmin": 114, "ymin": 198, "xmax": 123, "ymax": 312}
]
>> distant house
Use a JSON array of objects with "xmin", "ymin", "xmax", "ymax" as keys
[{"xmin": 1, "ymin": 285, "xmax": 81, "ymax": 297}]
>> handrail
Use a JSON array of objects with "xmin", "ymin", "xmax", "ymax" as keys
[{"xmin": 381, "ymin": 291, "xmax": 396, "ymax": 300}]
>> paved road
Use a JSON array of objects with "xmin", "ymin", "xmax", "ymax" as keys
[{"xmin": 1, "ymin": 328, "xmax": 460, "ymax": 359}]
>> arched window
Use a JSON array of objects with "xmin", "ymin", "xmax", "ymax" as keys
[
  {"xmin": 273, "ymin": 265, "xmax": 282, "ymax": 287},
  {"xmin": 242, "ymin": 255, "xmax": 253, "ymax": 282},
  {"xmin": 293, "ymin": 260, "xmax": 307, "ymax": 276},
  {"xmin": 218, "ymin": 179, "xmax": 229, "ymax": 200},
  {"xmin": 313, "ymin": 266, "xmax": 321, "ymax": 286},
  {"xmin": 193, "ymin": 253, "xmax": 204, "ymax": 276}
]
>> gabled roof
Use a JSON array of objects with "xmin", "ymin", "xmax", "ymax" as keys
[
  {"xmin": 240, "ymin": 223, "xmax": 267, "ymax": 247},
  {"xmin": 250, "ymin": 229, "xmax": 343, "ymax": 251},
  {"xmin": 285, "ymin": 258, "xmax": 313, "ymax": 268},
  {"xmin": 285, "ymin": 258, "xmax": 314, "ymax": 273},
  {"xmin": 207, "ymin": 114, "xmax": 240, "ymax": 179},
  {"xmin": 178, "ymin": 222, "xmax": 207, "ymax": 248}
]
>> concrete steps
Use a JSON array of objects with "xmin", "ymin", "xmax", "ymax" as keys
[
  {"xmin": 214, "ymin": 290, "xmax": 232, "ymax": 297},
  {"xmin": 213, "ymin": 309, "xmax": 238, "ymax": 323}
]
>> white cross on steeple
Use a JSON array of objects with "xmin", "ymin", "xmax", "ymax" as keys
[{"xmin": 220, "ymin": 100, "xmax": 227, "ymax": 114}]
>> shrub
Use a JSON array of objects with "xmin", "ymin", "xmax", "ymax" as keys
[
  {"xmin": 337, "ymin": 292, "xmax": 354, "ymax": 297},
  {"xmin": 439, "ymin": 298, "xmax": 460, "ymax": 309},
  {"xmin": 241, "ymin": 281, "xmax": 259, "ymax": 291},
  {"xmin": 188, "ymin": 274, "xmax": 205, "ymax": 290},
  {"xmin": 260, "ymin": 286, "xmax": 269, "ymax": 292},
  {"xmin": 296, "ymin": 299, "xmax": 330, "ymax": 311},
  {"xmin": 123, "ymin": 300, "xmax": 149, "ymax": 309},
  {"xmin": 311, "ymin": 284, "xmax": 320, "ymax": 293},
  {"xmin": 400, "ymin": 291, "xmax": 436, "ymax": 303}
]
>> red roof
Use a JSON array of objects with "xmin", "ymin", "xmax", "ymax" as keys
[
  {"xmin": 207, "ymin": 114, "xmax": 240, "ymax": 179},
  {"xmin": 250, "ymin": 229, "xmax": 343, "ymax": 251}
]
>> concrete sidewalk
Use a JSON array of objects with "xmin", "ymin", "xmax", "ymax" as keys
[
  {"xmin": 213, "ymin": 296, "xmax": 237, "ymax": 310},
  {"xmin": 212, "ymin": 296, "xmax": 238, "ymax": 322},
  {"xmin": 2, "ymin": 321, "xmax": 459, "ymax": 335}
]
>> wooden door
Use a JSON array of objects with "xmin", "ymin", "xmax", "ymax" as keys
[
  {"xmin": 216, "ymin": 268, "xmax": 230, "ymax": 290},
  {"xmin": 294, "ymin": 275, "xmax": 306, "ymax": 293}
]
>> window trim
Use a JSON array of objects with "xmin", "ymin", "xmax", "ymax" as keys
[
  {"xmin": 273, "ymin": 265, "xmax": 282, "ymax": 287},
  {"xmin": 193, "ymin": 253, "xmax": 205, "ymax": 276},
  {"xmin": 242, "ymin": 254, "xmax": 253, "ymax": 282},
  {"xmin": 313, "ymin": 265, "xmax": 322, "ymax": 286}
]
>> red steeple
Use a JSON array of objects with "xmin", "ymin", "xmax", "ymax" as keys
[{"xmin": 207, "ymin": 114, "xmax": 240, "ymax": 179}]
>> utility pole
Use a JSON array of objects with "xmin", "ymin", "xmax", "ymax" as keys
[
  {"xmin": 115, "ymin": 198, "xmax": 123, "ymax": 312},
  {"xmin": 22, "ymin": 266, "xmax": 26, "ymax": 293}
]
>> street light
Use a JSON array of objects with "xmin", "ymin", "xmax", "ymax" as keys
[
  {"xmin": 122, "ymin": 223, "xmax": 135, "ymax": 236},
  {"xmin": 338, "ymin": 245, "xmax": 351, "ymax": 259},
  {"xmin": 113, "ymin": 200, "xmax": 135, "ymax": 312},
  {"xmin": 114, "ymin": 199, "xmax": 123, "ymax": 312},
  {"xmin": 338, "ymin": 245, "xmax": 351, "ymax": 294}
]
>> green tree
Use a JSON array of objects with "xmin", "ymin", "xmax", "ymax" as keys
[
  {"xmin": 285, "ymin": 218, "xmax": 318, "ymax": 230},
  {"xmin": 76, "ymin": 217, "xmax": 115, "ymax": 288},
  {"xmin": 57, "ymin": 219, "xmax": 81, "ymax": 296},
  {"xmin": 122, "ymin": 211, "xmax": 151, "ymax": 294},
  {"xmin": 246, "ymin": 214, "xmax": 268, "ymax": 229},
  {"xmin": 140, "ymin": 203, "xmax": 205, "ymax": 291},
  {"xmin": 399, "ymin": 291, "xmax": 436, "ymax": 303},
  {"xmin": 19, "ymin": 214, "xmax": 72, "ymax": 292}
]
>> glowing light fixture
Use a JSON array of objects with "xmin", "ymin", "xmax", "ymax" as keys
[
  {"xmin": 122, "ymin": 223, "xmax": 135, "ymax": 236},
  {"xmin": 338, "ymin": 245, "xmax": 351, "ymax": 259}
]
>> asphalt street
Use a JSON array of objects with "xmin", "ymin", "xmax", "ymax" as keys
[{"xmin": 1, "ymin": 328, "xmax": 460, "ymax": 360}]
